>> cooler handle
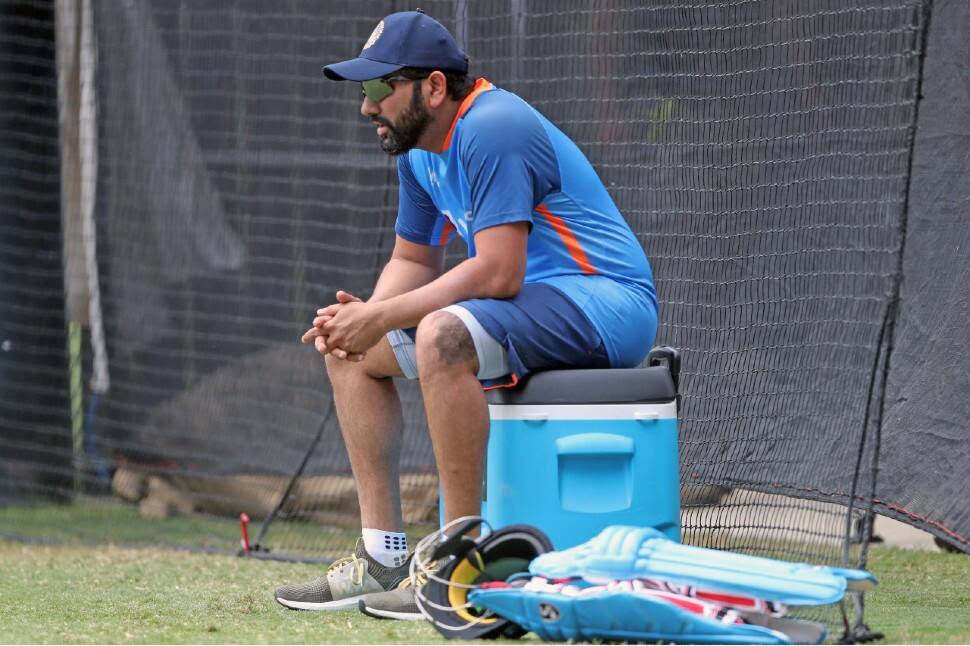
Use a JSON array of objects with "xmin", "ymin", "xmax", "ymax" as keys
[{"xmin": 556, "ymin": 433, "xmax": 635, "ymax": 456}]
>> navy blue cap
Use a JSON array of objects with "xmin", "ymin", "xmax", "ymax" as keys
[{"xmin": 323, "ymin": 10, "xmax": 468, "ymax": 82}]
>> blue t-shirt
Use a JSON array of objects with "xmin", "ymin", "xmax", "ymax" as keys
[{"xmin": 395, "ymin": 79, "xmax": 657, "ymax": 365}]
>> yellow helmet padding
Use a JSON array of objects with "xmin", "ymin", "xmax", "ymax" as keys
[{"xmin": 447, "ymin": 552, "xmax": 498, "ymax": 625}]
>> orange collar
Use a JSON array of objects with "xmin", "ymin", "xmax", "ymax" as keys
[{"xmin": 440, "ymin": 78, "xmax": 494, "ymax": 152}]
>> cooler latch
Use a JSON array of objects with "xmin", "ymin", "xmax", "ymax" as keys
[{"xmin": 647, "ymin": 345, "xmax": 681, "ymax": 414}]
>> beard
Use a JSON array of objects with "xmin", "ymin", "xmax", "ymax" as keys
[{"xmin": 374, "ymin": 83, "xmax": 433, "ymax": 155}]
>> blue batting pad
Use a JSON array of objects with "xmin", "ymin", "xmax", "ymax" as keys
[
  {"xmin": 529, "ymin": 526, "xmax": 878, "ymax": 606},
  {"xmin": 468, "ymin": 587, "xmax": 792, "ymax": 644},
  {"xmin": 830, "ymin": 567, "xmax": 880, "ymax": 593}
]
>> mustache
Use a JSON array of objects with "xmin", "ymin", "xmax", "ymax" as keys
[{"xmin": 372, "ymin": 117, "xmax": 392, "ymax": 128}]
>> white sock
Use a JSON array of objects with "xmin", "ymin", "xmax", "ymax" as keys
[{"xmin": 362, "ymin": 528, "xmax": 408, "ymax": 568}]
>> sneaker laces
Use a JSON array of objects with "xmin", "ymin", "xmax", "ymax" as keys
[
  {"xmin": 327, "ymin": 554, "xmax": 366, "ymax": 587},
  {"xmin": 401, "ymin": 560, "xmax": 436, "ymax": 589}
]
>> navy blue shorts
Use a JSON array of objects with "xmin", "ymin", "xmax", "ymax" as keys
[
  {"xmin": 386, "ymin": 283, "xmax": 613, "ymax": 389},
  {"xmin": 459, "ymin": 282, "xmax": 612, "ymax": 388}
]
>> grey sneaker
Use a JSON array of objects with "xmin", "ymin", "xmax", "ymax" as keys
[
  {"xmin": 358, "ymin": 576, "xmax": 423, "ymax": 621},
  {"xmin": 274, "ymin": 539, "xmax": 409, "ymax": 611}
]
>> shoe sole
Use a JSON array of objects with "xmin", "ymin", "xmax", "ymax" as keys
[
  {"xmin": 357, "ymin": 599, "xmax": 423, "ymax": 621},
  {"xmin": 275, "ymin": 594, "xmax": 365, "ymax": 611}
]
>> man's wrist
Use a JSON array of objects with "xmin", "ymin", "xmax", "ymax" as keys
[{"xmin": 371, "ymin": 299, "xmax": 395, "ymax": 333}]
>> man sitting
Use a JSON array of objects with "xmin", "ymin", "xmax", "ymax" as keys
[{"xmin": 274, "ymin": 9, "xmax": 657, "ymax": 617}]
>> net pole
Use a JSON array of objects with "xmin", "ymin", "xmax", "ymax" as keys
[
  {"xmin": 80, "ymin": 0, "xmax": 108, "ymax": 396},
  {"xmin": 839, "ymin": 2, "xmax": 933, "ymax": 640},
  {"xmin": 249, "ymin": 400, "xmax": 336, "ymax": 553}
]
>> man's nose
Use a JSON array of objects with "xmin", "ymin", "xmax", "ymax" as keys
[{"xmin": 360, "ymin": 96, "xmax": 379, "ymax": 118}]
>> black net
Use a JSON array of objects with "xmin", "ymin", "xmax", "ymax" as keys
[
  {"xmin": 5, "ymin": 0, "xmax": 966, "ymax": 637},
  {"xmin": 876, "ymin": 0, "xmax": 970, "ymax": 554},
  {"xmin": 0, "ymin": 1, "xmax": 70, "ymax": 505}
]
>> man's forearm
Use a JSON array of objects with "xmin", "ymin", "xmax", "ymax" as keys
[
  {"xmin": 372, "ymin": 256, "xmax": 519, "ymax": 332},
  {"xmin": 323, "ymin": 225, "xmax": 526, "ymax": 351},
  {"xmin": 368, "ymin": 257, "xmax": 441, "ymax": 303}
]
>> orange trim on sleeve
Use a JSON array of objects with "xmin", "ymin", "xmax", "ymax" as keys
[
  {"xmin": 440, "ymin": 78, "xmax": 494, "ymax": 152},
  {"xmin": 535, "ymin": 204, "xmax": 597, "ymax": 275},
  {"xmin": 437, "ymin": 219, "xmax": 455, "ymax": 246}
]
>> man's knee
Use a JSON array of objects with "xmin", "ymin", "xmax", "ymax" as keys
[
  {"xmin": 324, "ymin": 337, "xmax": 403, "ymax": 381},
  {"xmin": 324, "ymin": 352, "xmax": 349, "ymax": 375},
  {"xmin": 324, "ymin": 353, "xmax": 362, "ymax": 385},
  {"xmin": 415, "ymin": 311, "xmax": 478, "ymax": 375}
]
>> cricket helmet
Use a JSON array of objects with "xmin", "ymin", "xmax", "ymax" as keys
[{"xmin": 411, "ymin": 516, "xmax": 553, "ymax": 640}]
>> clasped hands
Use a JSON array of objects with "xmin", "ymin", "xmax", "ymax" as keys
[{"xmin": 301, "ymin": 290, "xmax": 384, "ymax": 361}]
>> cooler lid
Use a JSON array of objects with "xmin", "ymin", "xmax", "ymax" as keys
[{"xmin": 486, "ymin": 367, "xmax": 676, "ymax": 406}]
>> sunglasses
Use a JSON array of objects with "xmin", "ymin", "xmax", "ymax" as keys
[{"xmin": 361, "ymin": 75, "xmax": 412, "ymax": 103}]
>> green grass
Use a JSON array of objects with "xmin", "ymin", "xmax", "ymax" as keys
[
  {"xmin": 1, "ymin": 537, "xmax": 968, "ymax": 644},
  {"xmin": 0, "ymin": 499, "xmax": 241, "ymax": 549},
  {"xmin": 0, "ymin": 540, "xmax": 448, "ymax": 644},
  {"xmin": 0, "ymin": 500, "xmax": 434, "ymax": 561},
  {"xmin": 863, "ymin": 546, "xmax": 970, "ymax": 644}
]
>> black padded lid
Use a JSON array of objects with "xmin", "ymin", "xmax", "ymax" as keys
[{"xmin": 486, "ymin": 367, "xmax": 676, "ymax": 406}]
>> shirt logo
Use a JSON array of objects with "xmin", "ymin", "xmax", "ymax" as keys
[
  {"xmin": 429, "ymin": 169, "xmax": 440, "ymax": 187},
  {"xmin": 362, "ymin": 21, "xmax": 384, "ymax": 51}
]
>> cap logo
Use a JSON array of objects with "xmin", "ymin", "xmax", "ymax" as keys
[{"xmin": 362, "ymin": 20, "xmax": 384, "ymax": 51}]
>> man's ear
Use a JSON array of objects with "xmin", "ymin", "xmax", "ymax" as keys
[{"xmin": 426, "ymin": 70, "xmax": 449, "ymax": 108}]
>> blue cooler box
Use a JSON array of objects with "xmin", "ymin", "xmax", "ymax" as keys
[{"xmin": 483, "ymin": 352, "xmax": 680, "ymax": 550}]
